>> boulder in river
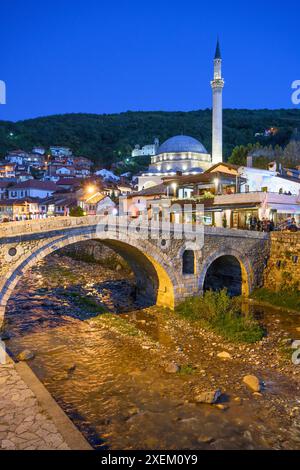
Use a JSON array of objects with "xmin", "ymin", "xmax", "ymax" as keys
[
  {"xmin": 292, "ymin": 349, "xmax": 300, "ymax": 365},
  {"xmin": 198, "ymin": 435, "xmax": 214, "ymax": 444},
  {"xmin": 194, "ymin": 388, "xmax": 222, "ymax": 404},
  {"xmin": 217, "ymin": 351, "xmax": 232, "ymax": 360},
  {"xmin": 165, "ymin": 362, "xmax": 180, "ymax": 374},
  {"xmin": 17, "ymin": 350, "xmax": 35, "ymax": 361},
  {"xmin": 243, "ymin": 375, "xmax": 261, "ymax": 392}
]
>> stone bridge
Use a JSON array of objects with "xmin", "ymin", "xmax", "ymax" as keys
[{"xmin": 0, "ymin": 216, "xmax": 270, "ymax": 327}]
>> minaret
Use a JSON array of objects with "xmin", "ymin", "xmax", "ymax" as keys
[{"xmin": 211, "ymin": 39, "xmax": 224, "ymax": 164}]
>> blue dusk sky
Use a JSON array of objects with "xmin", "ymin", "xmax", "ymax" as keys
[{"xmin": 0, "ymin": 0, "xmax": 299, "ymax": 121}]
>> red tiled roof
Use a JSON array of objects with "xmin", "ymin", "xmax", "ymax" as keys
[
  {"xmin": 9, "ymin": 180, "xmax": 58, "ymax": 191},
  {"xmin": 0, "ymin": 197, "xmax": 40, "ymax": 206},
  {"xmin": 57, "ymin": 178, "xmax": 83, "ymax": 186},
  {"xmin": 0, "ymin": 181, "xmax": 12, "ymax": 188}
]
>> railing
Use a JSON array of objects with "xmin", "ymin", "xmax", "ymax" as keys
[
  {"xmin": 214, "ymin": 192, "xmax": 299, "ymax": 205},
  {"xmin": 0, "ymin": 215, "xmax": 270, "ymax": 240}
]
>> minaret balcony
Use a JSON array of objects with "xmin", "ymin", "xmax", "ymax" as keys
[{"xmin": 211, "ymin": 79, "xmax": 225, "ymax": 89}]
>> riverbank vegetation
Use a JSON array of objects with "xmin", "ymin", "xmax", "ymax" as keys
[
  {"xmin": 251, "ymin": 288, "xmax": 300, "ymax": 312},
  {"xmin": 91, "ymin": 313, "xmax": 142, "ymax": 337},
  {"xmin": 63, "ymin": 291, "xmax": 107, "ymax": 314},
  {"xmin": 175, "ymin": 290, "xmax": 264, "ymax": 343}
]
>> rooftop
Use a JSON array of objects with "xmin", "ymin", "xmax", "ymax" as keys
[
  {"xmin": 157, "ymin": 135, "xmax": 208, "ymax": 155},
  {"xmin": 9, "ymin": 180, "xmax": 58, "ymax": 191}
]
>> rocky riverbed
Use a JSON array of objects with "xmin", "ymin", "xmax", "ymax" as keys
[{"xmin": 2, "ymin": 253, "xmax": 300, "ymax": 450}]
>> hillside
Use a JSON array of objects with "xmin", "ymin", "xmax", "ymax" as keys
[{"xmin": 1, "ymin": 109, "xmax": 300, "ymax": 168}]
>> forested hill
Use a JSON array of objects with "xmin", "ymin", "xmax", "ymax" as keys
[{"xmin": 0, "ymin": 109, "xmax": 300, "ymax": 166}]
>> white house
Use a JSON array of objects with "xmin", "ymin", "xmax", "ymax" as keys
[
  {"xmin": 78, "ymin": 192, "xmax": 116, "ymax": 216},
  {"xmin": 132, "ymin": 139, "xmax": 159, "ymax": 157},
  {"xmin": 50, "ymin": 147, "xmax": 73, "ymax": 158},
  {"xmin": 8, "ymin": 180, "xmax": 58, "ymax": 200},
  {"xmin": 32, "ymin": 147, "xmax": 46, "ymax": 155},
  {"xmin": 239, "ymin": 166, "xmax": 300, "ymax": 195},
  {"xmin": 5, "ymin": 150, "xmax": 29, "ymax": 165}
]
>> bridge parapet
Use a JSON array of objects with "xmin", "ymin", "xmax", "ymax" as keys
[
  {"xmin": 0, "ymin": 216, "xmax": 105, "ymax": 237},
  {"xmin": 0, "ymin": 216, "xmax": 270, "ymax": 240}
]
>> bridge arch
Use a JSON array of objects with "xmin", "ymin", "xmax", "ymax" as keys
[
  {"xmin": 0, "ymin": 230, "xmax": 180, "ymax": 326},
  {"xmin": 199, "ymin": 248, "xmax": 252, "ymax": 297}
]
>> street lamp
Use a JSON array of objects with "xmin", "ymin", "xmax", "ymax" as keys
[{"xmin": 86, "ymin": 185, "xmax": 96, "ymax": 195}]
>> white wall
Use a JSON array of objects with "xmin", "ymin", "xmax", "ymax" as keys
[
  {"xmin": 138, "ymin": 175, "xmax": 162, "ymax": 191},
  {"xmin": 8, "ymin": 188, "xmax": 56, "ymax": 199},
  {"xmin": 239, "ymin": 167, "xmax": 300, "ymax": 195}
]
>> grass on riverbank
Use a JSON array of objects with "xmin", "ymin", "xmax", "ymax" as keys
[
  {"xmin": 91, "ymin": 313, "xmax": 142, "ymax": 337},
  {"xmin": 251, "ymin": 288, "xmax": 300, "ymax": 312},
  {"xmin": 175, "ymin": 290, "xmax": 264, "ymax": 343},
  {"xmin": 65, "ymin": 292, "xmax": 107, "ymax": 314}
]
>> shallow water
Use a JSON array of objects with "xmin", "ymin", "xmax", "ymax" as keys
[{"xmin": 4, "ymin": 254, "xmax": 300, "ymax": 450}]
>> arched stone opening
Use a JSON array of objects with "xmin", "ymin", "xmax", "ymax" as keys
[
  {"xmin": 100, "ymin": 239, "xmax": 175, "ymax": 309},
  {"xmin": 0, "ymin": 234, "xmax": 177, "ymax": 329},
  {"xmin": 182, "ymin": 250, "xmax": 195, "ymax": 275},
  {"xmin": 203, "ymin": 255, "xmax": 244, "ymax": 297}
]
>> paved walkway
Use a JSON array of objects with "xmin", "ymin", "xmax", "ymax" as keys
[{"xmin": 0, "ymin": 361, "xmax": 70, "ymax": 450}]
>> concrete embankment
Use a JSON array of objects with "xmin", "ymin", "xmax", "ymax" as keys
[{"xmin": 0, "ymin": 353, "xmax": 92, "ymax": 450}]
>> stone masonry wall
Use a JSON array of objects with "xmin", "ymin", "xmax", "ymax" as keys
[
  {"xmin": 264, "ymin": 233, "xmax": 300, "ymax": 291},
  {"xmin": 59, "ymin": 240, "xmax": 129, "ymax": 271}
]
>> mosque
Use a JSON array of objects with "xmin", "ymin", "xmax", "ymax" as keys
[{"xmin": 138, "ymin": 40, "xmax": 225, "ymax": 191}]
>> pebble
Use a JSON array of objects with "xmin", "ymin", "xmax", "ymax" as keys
[
  {"xmin": 165, "ymin": 362, "xmax": 180, "ymax": 374},
  {"xmin": 17, "ymin": 350, "xmax": 35, "ymax": 361},
  {"xmin": 194, "ymin": 388, "xmax": 222, "ymax": 404},
  {"xmin": 216, "ymin": 404, "xmax": 228, "ymax": 411},
  {"xmin": 217, "ymin": 351, "xmax": 232, "ymax": 360},
  {"xmin": 243, "ymin": 375, "xmax": 261, "ymax": 393},
  {"xmin": 198, "ymin": 435, "xmax": 215, "ymax": 444}
]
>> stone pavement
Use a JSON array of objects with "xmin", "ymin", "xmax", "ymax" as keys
[{"xmin": 0, "ymin": 361, "xmax": 70, "ymax": 450}]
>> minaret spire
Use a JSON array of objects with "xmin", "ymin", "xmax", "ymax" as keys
[
  {"xmin": 211, "ymin": 38, "xmax": 224, "ymax": 164},
  {"xmin": 214, "ymin": 38, "xmax": 221, "ymax": 59}
]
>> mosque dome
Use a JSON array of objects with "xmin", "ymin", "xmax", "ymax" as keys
[{"xmin": 157, "ymin": 135, "xmax": 208, "ymax": 155}]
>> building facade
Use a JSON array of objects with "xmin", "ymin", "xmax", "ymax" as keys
[{"xmin": 138, "ymin": 40, "xmax": 224, "ymax": 191}]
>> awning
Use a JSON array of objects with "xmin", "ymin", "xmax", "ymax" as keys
[{"xmin": 268, "ymin": 204, "xmax": 300, "ymax": 214}]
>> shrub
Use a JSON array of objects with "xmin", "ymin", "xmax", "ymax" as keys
[
  {"xmin": 175, "ymin": 290, "xmax": 264, "ymax": 343},
  {"xmin": 69, "ymin": 206, "xmax": 84, "ymax": 217}
]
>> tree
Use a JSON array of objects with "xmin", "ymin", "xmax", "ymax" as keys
[
  {"xmin": 70, "ymin": 206, "xmax": 84, "ymax": 217},
  {"xmin": 282, "ymin": 141, "xmax": 300, "ymax": 168},
  {"xmin": 228, "ymin": 144, "xmax": 253, "ymax": 166}
]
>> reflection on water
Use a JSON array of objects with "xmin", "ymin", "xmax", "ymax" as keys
[{"xmin": 4, "ymin": 255, "xmax": 300, "ymax": 450}]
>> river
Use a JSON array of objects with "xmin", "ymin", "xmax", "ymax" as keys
[{"xmin": 4, "ymin": 253, "xmax": 300, "ymax": 450}]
